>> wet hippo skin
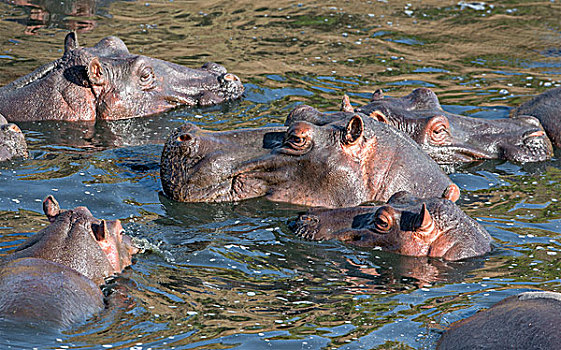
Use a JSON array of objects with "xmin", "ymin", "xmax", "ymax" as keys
[
  {"xmin": 0, "ymin": 114, "xmax": 27, "ymax": 161},
  {"xmin": 160, "ymin": 111, "xmax": 459, "ymax": 208},
  {"xmin": 291, "ymin": 186, "xmax": 491, "ymax": 261},
  {"xmin": 437, "ymin": 291, "xmax": 561, "ymax": 349},
  {"xmin": 512, "ymin": 87, "xmax": 561, "ymax": 148},
  {"xmin": 288, "ymin": 88, "xmax": 553, "ymax": 164},
  {"xmin": 0, "ymin": 32, "xmax": 244, "ymax": 122},
  {"xmin": 0, "ymin": 196, "xmax": 138, "ymax": 330}
]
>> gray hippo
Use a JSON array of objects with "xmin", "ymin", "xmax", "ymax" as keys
[
  {"xmin": 160, "ymin": 110, "xmax": 459, "ymax": 208},
  {"xmin": 0, "ymin": 196, "xmax": 138, "ymax": 330},
  {"xmin": 289, "ymin": 88, "xmax": 552, "ymax": 164},
  {"xmin": 0, "ymin": 32, "xmax": 244, "ymax": 122},
  {"xmin": 513, "ymin": 87, "xmax": 561, "ymax": 147},
  {"xmin": 437, "ymin": 291, "xmax": 561, "ymax": 349},
  {"xmin": 0, "ymin": 114, "xmax": 27, "ymax": 161},
  {"xmin": 290, "ymin": 187, "xmax": 491, "ymax": 261}
]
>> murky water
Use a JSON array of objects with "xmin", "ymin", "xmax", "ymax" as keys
[{"xmin": 1, "ymin": 0, "xmax": 561, "ymax": 349}]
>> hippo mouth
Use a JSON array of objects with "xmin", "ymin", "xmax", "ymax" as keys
[{"xmin": 164, "ymin": 72, "xmax": 244, "ymax": 108}]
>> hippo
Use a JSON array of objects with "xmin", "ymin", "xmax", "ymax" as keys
[
  {"xmin": 0, "ymin": 32, "xmax": 244, "ymax": 122},
  {"xmin": 512, "ymin": 87, "xmax": 561, "ymax": 147},
  {"xmin": 0, "ymin": 196, "xmax": 138, "ymax": 330},
  {"xmin": 160, "ymin": 111, "xmax": 459, "ymax": 208},
  {"xmin": 437, "ymin": 291, "xmax": 561, "ymax": 349},
  {"xmin": 0, "ymin": 114, "xmax": 28, "ymax": 161},
  {"xmin": 306, "ymin": 88, "xmax": 553, "ymax": 164},
  {"xmin": 290, "ymin": 186, "xmax": 491, "ymax": 261}
]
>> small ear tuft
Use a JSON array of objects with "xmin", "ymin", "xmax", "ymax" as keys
[
  {"xmin": 340, "ymin": 95, "xmax": 354, "ymax": 113},
  {"xmin": 369, "ymin": 110, "xmax": 389, "ymax": 124},
  {"xmin": 442, "ymin": 184, "xmax": 460, "ymax": 202},
  {"xmin": 344, "ymin": 115, "xmax": 364, "ymax": 145},
  {"xmin": 92, "ymin": 220, "xmax": 107, "ymax": 241},
  {"xmin": 64, "ymin": 32, "xmax": 79, "ymax": 54},
  {"xmin": 371, "ymin": 89, "xmax": 384, "ymax": 101},
  {"xmin": 43, "ymin": 195, "xmax": 61, "ymax": 222},
  {"xmin": 87, "ymin": 57, "xmax": 106, "ymax": 86}
]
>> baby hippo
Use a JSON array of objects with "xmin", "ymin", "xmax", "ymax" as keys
[
  {"xmin": 0, "ymin": 196, "xmax": 138, "ymax": 330},
  {"xmin": 291, "ymin": 186, "xmax": 492, "ymax": 261}
]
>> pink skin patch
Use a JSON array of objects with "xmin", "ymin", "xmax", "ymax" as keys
[{"xmin": 95, "ymin": 220, "xmax": 125, "ymax": 273}]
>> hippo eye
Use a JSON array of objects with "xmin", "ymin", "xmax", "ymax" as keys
[
  {"xmin": 372, "ymin": 210, "xmax": 393, "ymax": 233},
  {"xmin": 139, "ymin": 66, "xmax": 155, "ymax": 87},
  {"xmin": 289, "ymin": 135, "xmax": 306, "ymax": 148},
  {"xmin": 426, "ymin": 116, "xmax": 450, "ymax": 145}
]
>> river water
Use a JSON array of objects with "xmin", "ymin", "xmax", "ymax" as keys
[{"xmin": 1, "ymin": 0, "xmax": 561, "ymax": 349}]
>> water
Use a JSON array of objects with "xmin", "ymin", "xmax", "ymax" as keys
[{"xmin": 1, "ymin": 0, "xmax": 561, "ymax": 349}]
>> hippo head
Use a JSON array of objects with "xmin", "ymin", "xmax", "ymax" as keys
[
  {"xmin": 291, "ymin": 186, "xmax": 491, "ymax": 261},
  {"xmin": 161, "ymin": 110, "xmax": 455, "ymax": 208},
  {"xmin": 0, "ymin": 114, "xmax": 28, "ymax": 161},
  {"xmin": 355, "ymin": 88, "xmax": 553, "ymax": 164},
  {"xmin": 8, "ymin": 196, "xmax": 138, "ymax": 285},
  {"xmin": 0, "ymin": 32, "xmax": 244, "ymax": 121}
]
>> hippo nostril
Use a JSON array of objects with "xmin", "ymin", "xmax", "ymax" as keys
[
  {"xmin": 7, "ymin": 124, "xmax": 21, "ymax": 133},
  {"xmin": 525, "ymin": 130, "xmax": 545, "ymax": 138},
  {"xmin": 224, "ymin": 73, "xmax": 239, "ymax": 82},
  {"xmin": 300, "ymin": 214, "xmax": 319, "ymax": 225},
  {"xmin": 177, "ymin": 133, "xmax": 193, "ymax": 143}
]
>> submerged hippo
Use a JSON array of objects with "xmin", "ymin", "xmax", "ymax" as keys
[
  {"xmin": 291, "ymin": 186, "xmax": 491, "ymax": 261},
  {"xmin": 161, "ymin": 111, "xmax": 459, "ymax": 208},
  {"xmin": 327, "ymin": 88, "xmax": 552, "ymax": 164},
  {"xmin": 0, "ymin": 32, "xmax": 244, "ymax": 122},
  {"xmin": 0, "ymin": 196, "xmax": 138, "ymax": 330},
  {"xmin": 0, "ymin": 114, "xmax": 28, "ymax": 161},
  {"xmin": 513, "ymin": 87, "xmax": 561, "ymax": 147},
  {"xmin": 437, "ymin": 291, "xmax": 561, "ymax": 349}
]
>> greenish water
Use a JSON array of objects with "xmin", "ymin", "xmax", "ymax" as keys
[{"xmin": 1, "ymin": 0, "xmax": 561, "ymax": 349}]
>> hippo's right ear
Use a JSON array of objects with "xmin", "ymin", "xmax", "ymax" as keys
[
  {"xmin": 341, "ymin": 95, "xmax": 354, "ymax": 113},
  {"xmin": 442, "ymin": 184, "xmax": 460, "ymax": 203},
  {"xmin": 43, "ymin": 195, "xmax": 61, "ymax": 222},
  {"xmin": 371, "ymin": 89, "xmax": 384, "ymax": 101},
  {"xmin": 87, "ymin": 57, "xmax": 107, "ymax": 86},
  {"xmin": 64, "ymin": 32, "xmax": 79, "ymax": 54},
  {"xmin": 91, "ymin": 220, "xmax": 107, "ymax": 241},
  {"xmin": 368, "ymin": 110, "xmax": 389, "ymax": 124}
]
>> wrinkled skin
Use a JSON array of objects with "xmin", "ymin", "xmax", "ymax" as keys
[
  {"xmin": 437, "ymin": 291, "xmax": 561, "ymax": 349},
  {"xmin": 0, "ymin": 114, "xmax": 28, "ymax": 161},
  {"xmin": 0, "ymin": 32, "xmax": 244, "ymax": 122},
  {"xmin": 512, "ymin": 87, "xmax": 561, "ymax": 147},
  {"xmin": 291, "ymin": 187, "xmax": 491, "ymax": 261},
  {"xmin": 326, "ymin": 88, "xmax": 553, "ymax": 164},
  {"xmin": 161, "ymin": 111, "xmax": 458, "ymax": 208},
  {"xmin": 0, "ymin": 196, "xmax": 138, "ymax": 329}
]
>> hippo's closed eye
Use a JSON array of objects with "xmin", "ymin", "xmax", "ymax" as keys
[{"xmin": 280, "ymin": 122, "xmax": 313, "ymax": 155}]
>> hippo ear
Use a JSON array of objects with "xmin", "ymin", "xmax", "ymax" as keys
[
  {"xmin": 371, "ymin": 89, "xmax": 384, "ymax": 101},
  {"xmin": 91, "ymin": 220, "xmax": 107, "ymax": 241},
  {"xmin": 64, "ymin": 32, "xmax": 79, "ymax": 54},
  {"xmin": 369, "ymin": 110, "xmax": 389, "ymax": 124},
  {"xmin": 343, "ymin": 115, "xmax": 364, "ymax": 145},
  {"xmin": 341, "ymin": 95, "xmax": 354, "ymax": 113},
  {"xmin": 442, "ymin": 184, "xmax": 460, "ymax": 202},
  {"xmin": 43, "ymin": 195, "xmax": 61, "ymax": 222},
  {"xmin": 415, "ymin": 204, "xmax": 435, "ymax": 234},
  {"xmin": 87, "ymin": 57, "xmax": 107, "ymax": 86}
]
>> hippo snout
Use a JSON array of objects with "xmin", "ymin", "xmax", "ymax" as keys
[{"xmin": 290, "ymin": 214, "xmax": 321, "ymax": 240}]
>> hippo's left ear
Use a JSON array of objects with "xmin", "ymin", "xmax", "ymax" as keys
[
  {"xmin": 341, "ymin": 95, "xmax": 354, "ymax": 113},
  {"xmin": 64, "ymin": 32, "xmax": 79, "ymax": 54},
  {"xmin": 43, "ymin": 195, "xmax": 61, "ymax": 222},
  {"xmin": 343, "ymin": 115, "xmax": 364, "ymax": 145},
  {"xmin": 91, "ymin": 220, "xmax": 107, "ymax": 241},
  {"xmin": 442, "ymin": 184, "xmax": 460, "ymax": 202},
  {"xmin": 87, "ymin": 57, "xmax": 107, "ymax": 86},
  {"xmin": 371, "ymin": 89, "xmax": 384, "ymax": 101}
]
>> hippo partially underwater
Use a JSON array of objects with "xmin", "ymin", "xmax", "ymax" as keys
[
  {"xmin": 0, "ymin": 114, "xmax": 27, "ymax": 161},
  {"xmin": 160, "ymin": 111, "xmax": 459, "ymax": 208},
  {"xmin": 291, "ymin": 187, "xmax": 491, "ymax": 261},
  {"xmin": 437, "ymin": 291, "xmax": 561, "ymax": 349},
  {"xmin": 303, "ymin": 88, "xmax": 553, "ymax": 164},
  {"xmin": 0, "ymin": 196, "xmax": 138, "ymax": 330},
  {"xmin": 0, "ymin": 32, "xmax": 244, "ymax": 122}
]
